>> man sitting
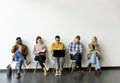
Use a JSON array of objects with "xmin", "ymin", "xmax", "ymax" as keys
[{"xmin": 11, "ymin": 37, "xmax": 30, "ymax": 79}]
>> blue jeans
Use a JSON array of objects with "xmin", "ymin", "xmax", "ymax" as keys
[
  {"xmin": 70, "ymin": 53, "xmax": 82, "ymax": 70},
  {"xmin": 14, "ymin": 50, "xmax": 25, "ymax": 73},
  {"xmin": 89, "ymin": 53, "xmax": 100, "ymax": 70}
]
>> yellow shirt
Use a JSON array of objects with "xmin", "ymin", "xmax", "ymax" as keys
[{"xmin": 50, "ymin": 42, "xmax": 65, "ymax": 55}]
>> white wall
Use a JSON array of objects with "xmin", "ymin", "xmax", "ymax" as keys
[{"xmin": 0, "ymin": 0, "xmax": 120, "ymax": 69}]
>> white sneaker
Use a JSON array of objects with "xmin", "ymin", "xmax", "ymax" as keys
[
  {"xmin": 55, "ymin": 70, "xmax": 59, "ymax": 75},
  {"xmin": 58, "ymin": 70, "xmax": 62, "ymax": 75}
]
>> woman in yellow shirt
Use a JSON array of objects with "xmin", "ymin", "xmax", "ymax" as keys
[{"xmin": 50, "ymin": 35, "xmax": 65, "ymax": 75}]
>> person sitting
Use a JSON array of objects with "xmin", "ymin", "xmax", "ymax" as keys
[
  {"xmin": 87, "ymin": 36, "xmax": 102, "ymax": 76},
  {"xmin": 50, "ymin": 35, "xmax": 65, "ymax": 75},
  {"xmin": 11, "ymin": 37, "xmax": 29, "ymax": 79},
  {"xmin": 33, "ymin": 36, "xmax": 48, "ymax": 76},
  {"xmin": 68, "ymin": 35, "xmax": 84, "ymax": 75}
]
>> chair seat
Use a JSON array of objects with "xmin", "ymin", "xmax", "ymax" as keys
[
  {"xmin": 70, "ymin": 60, "xmax": 76, "ymax": 62},
  {"xmin": 69, "ymin": 60, "xmax": 76, "ymax": 73}
]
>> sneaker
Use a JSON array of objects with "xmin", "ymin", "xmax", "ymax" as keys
[
  {"xmin": 55, "ymin": 70, "xmax": 59, "ymax": 75},
  {"xmin": 58, "ymin": 70, "xmax": 62, "ymax": 75}
]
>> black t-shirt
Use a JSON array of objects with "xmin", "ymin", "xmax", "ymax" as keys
[{"xmin": 92, "ymin": 44, "xmax": 95, "ymax": 50}]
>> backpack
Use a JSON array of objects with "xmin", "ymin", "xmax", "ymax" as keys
[{"xmin": 6, "ymin": 64, "xmax": 12, "ymax": 77}]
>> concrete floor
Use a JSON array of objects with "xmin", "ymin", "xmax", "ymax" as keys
[{"xmin": 0, "ymin": 69, "xmax": 120, "ymax": 83}]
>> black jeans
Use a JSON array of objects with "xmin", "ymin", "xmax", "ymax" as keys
[
  {"xmin": 70, "ymin": 53, "xmax": 82, "ymax": 70},
  {"xmin": 34, "ymin": 55, "xmax": 46, "ymax": 68}
]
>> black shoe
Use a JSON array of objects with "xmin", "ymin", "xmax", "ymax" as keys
[
  {"xmin": 95, "ymin": 70, "xmax": 100, "ymax": 76},
  {"xmin": 16, "ymin": 73, "xmax": 21, "ymax": 79},
  {"xmin": 98, "ymin": 69, "xmax": 101, "ymax": 74}
]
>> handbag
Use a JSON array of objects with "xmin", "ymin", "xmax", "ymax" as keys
[{"xmin": 6, "ymin": 64, "xmax": 12, "ymax": 77}]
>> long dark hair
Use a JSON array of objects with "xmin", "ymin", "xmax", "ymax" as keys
[{"xmin": 36, "ymin": 36, "xmax": 42, "ymax": 44}]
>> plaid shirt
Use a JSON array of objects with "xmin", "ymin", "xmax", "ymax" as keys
[{"xmin": 68, "ymin": 41, "xmax": 84, "ymax": 55}]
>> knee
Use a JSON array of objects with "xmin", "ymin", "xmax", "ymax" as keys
[
  {"xmin": 18, "ymin": 58, "xmax": 24, "ymax": 63},
  {"xmin": 76, "ymin": 54, "xmax": 82, "ymax": 60}
]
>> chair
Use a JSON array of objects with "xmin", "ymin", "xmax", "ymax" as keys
[
  {"xmin": 52, "ymin": 64, "xmax": 55, "ymax": 73},
  {"xmin": 11, "ymin": 55, "xmax": 28, "ymax": 76},
  {"xmin": 34, "ymin": 61, "xmax": 49, "ymax": 74},
  {"xmin": 11, "ymin": 61, "xmax": 27, "ymax": 76},
  {"xmin": 69, "ymin": 60, "xmax": 76, "ymax": 73},
  {"xmin": 50, "ymin": 57, "xmax": 55, "ymax": 73},
  {"xmin": 34, "ymin": 61, "xmax": 39, "ymax": 74}
]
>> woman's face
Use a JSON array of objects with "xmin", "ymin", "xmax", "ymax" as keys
[
  {"xmin": 37, "ymin": 38, "xmax": 42, "ymax": 44},
  {"xmin": 55, "ymin": 38, "xmax": 60, "ymax": 44},
  {"xmin": 92, "ymin": 37, "xmax": 97, "ymax": 43}
]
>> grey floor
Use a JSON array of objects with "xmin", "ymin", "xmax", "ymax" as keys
[{"xmin": 0, "ymin": 69, "xmax": 120, "ymax": 83}]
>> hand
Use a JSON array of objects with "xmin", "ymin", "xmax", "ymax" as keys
[
  {"xmin": 90, "ymin": 49, "xmax": 92, "ymax": 51},
  {"xmin": 41, "ymin": 48, "xmax": 46, "ymax": 52},
  {"xmin": 96, "ymin": 51, "xmax": 101, "ymax": 55},
  {"xmin": 34, "ymin": 52, "xmax": 40, "ymax": 55},
  {"xmin": 72, "ymin": 51, "xmax": 77, "ymax": 55}
]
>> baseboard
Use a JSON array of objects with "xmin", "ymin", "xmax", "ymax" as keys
[{"xmin": 1, "ymin": 66, "xmax": 120, "ymax": 72}]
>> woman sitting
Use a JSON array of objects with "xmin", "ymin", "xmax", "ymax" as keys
[{"xmin": 87, "ymin": 36, "xmax": 102, "ymax": 76}]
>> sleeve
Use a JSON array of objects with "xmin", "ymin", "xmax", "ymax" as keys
[
  {"xmin": 33, "ymin": 45, "xmax": 37, "ymax": 55},
  {"xmin": 97, "ymin": 44, "xmax": 102, "ymax": 56},
  {"xmin": 44, "ymin": 45, "xmax": 47, "ymax": 52},
  {"xmin": 80, "ymin": 43, "xmax": 84, "ymax": 55},
  {"xmin": 68, "ymin": 42, "xmax": 72, "ymax": 54},
  {"xmin": 50, "ymin": 43, "xmax": 54, "ymax": 55},
  {"xmin": 88, "ymin": 44, "xmax": 93, "ymax": 54},
  {"xmin": 62, "ymin": 43, "xmax": 65, "ymax": 50},
  {"xmin": 88, "ymin": 43, "xmax": 96, "ymax": 55},
  {"xmin": 23, "ymin": 45, "xmax": 28, "ymax": 56},
  {"xmin": 97, "ymin": 44, "xmax": 100, "ymax": 52},
  {"xmin": 11, "ymin": 45, "xmax": 16, "ymax": 53},
  {"xmin": 42, "ymin": 45, "xmax": 47, "ymax": 53}
]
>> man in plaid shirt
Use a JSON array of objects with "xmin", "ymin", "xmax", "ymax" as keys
[{"xmin": 68, "ymin": 35, "xmax": 84, "ymax": 74}]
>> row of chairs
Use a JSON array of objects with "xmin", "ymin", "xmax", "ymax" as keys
[{"xmin": 12, "ymin": 60, "xmax": 87, "ymax": 75}]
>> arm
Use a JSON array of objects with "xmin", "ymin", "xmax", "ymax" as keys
[
  {"xmin": 40, "ymin": 45, "xmax": 47, "ymax": 55},
  {"xmin": 68, "ymin": 42, "xmax": 72, "ymax": 54},
  {"xmin": 50, "ymin": 43, "xmax": 54, "ymax": 55},
  {"xmin": 11, "ymin": 45, "xmax": 17, "ymax": 53},
  {"xmin": 79, "ymin": 43, "xmax": 84, "ymax": 55},
  {"xmin": 62, "ymin": 43, "xmax": 65, "ymax": 50},
  {"xmin": 33, "ymin": 45, "xmax": 38, "ymax": 55},
  {"xmin": 88, "ymin": 43, "xmax": 95, "ymax": 54},
  {"xmin": 22, "ymin": 45, "xmax": 28, "ymax": 56},
  {"xmin": 96, "ymin": 44, "xmax": 102, "ymax": 56},
  {"xmin": 41, "ymin": 45, "xmax": 47, "ymax": 52}
]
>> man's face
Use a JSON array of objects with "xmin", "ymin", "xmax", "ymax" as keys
[
  {"xmin": 17, "ymin": 39, "xmax": 22, "ymax": 45},
  {"xmin": 75, "ymin": 38, "xmax": 80, "ymax": 44}
]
